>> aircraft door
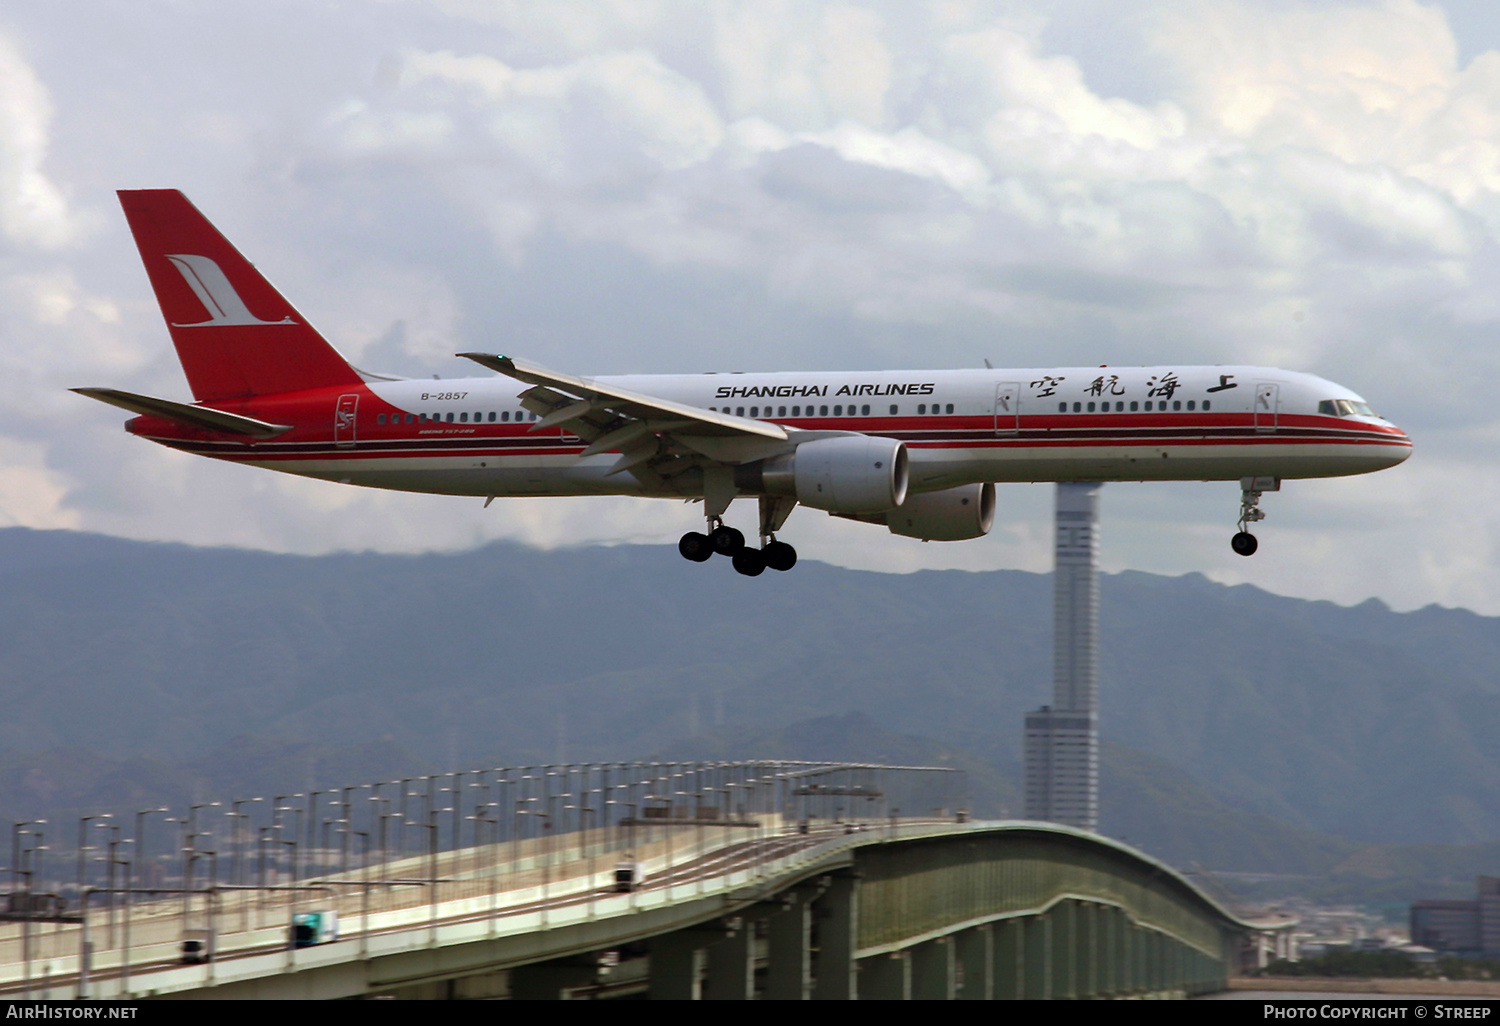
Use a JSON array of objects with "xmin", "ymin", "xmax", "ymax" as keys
[
  {"xmin": 995, "ymin": 382, "xmax": 1020, "ymax": 435},
  {"xmin": 334, "ymin": 394, "xmax": 359, "ymax": 447},
  {"xmin": 1254, "ymin": 383, "xmax": 1279, "ymax": 433}
]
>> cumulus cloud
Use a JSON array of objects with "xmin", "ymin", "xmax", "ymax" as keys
[
  {"xmin": 11, "ymin": 0, "xmax": 1500, "ymax": 615},
  {"xmin": 0, "ymin": 33, "xmax": 75, "ymax": 248}
]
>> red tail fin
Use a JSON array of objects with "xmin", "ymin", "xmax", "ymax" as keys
[{"xmin": 118, "ymin": 190, "xmax": 361, "ymax": 401}]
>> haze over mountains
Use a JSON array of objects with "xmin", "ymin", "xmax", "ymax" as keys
[{"xmin": 0, "ymin": 527, "xmax": 1496, "ymax": 898}]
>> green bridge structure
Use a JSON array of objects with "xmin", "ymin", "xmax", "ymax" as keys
[{"xmin": 0, "ymin": 762, "xmax": 1287, "ymax": 1000}]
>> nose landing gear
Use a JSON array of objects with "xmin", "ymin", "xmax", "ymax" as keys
[{"xmin": 1232, "ymin": 476, "xmax": 1279, "ymax": 556}]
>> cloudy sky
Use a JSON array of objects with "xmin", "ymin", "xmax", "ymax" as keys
[{"xmin": 4, "ymin": 0, "xmax": 1500, "ymax": 612}]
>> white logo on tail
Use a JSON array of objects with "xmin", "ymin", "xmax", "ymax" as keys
[{"xmin": 166, "ymin": 253, "xmax": 294, "ymax": 327}]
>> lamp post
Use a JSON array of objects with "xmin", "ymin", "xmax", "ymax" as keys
[
  {"xmin": 229, "ymin": 797, "xmax": 263, "ymax": 932},
  {"xmin": 338, "ymin": 786, "xmax": 366, "ymax": 874},
  {"xmin": 76, "ymin": 814, "xmax": 111, "ymax": 912},
  {"xmin": 416, "ymin": 808, "xmax": 449, "ymax": 943},
  {"xmin": 468, "ymin": 805, "xmax": 498, "ymax": 932},
  {"xmin": 349, "ymin": 830, "xmax": 371, "ymax": 957},
  {"xmin": 102, "ymin": 836, "xmax": 131, "ymax": 979},
  {"xmin": 100, "ymin": 827, "xmax": 126, "ymax": 949},
  {"xmin": 12, "ymin": 818, "xmax": 46, "ymax": 906},
  {"xmin": 14, "ymin": 822, "xmax": 45, "ymax": 1000},
  {"xmin": 516, "ymin": 807, "xmax": 550, "ymax": 927},
  {"xmin": 305, "ymin": 790, "xmax": 333, "ymax": 885},
  {"xmin": 275, "ymin": 835, "xmax": 297, "ymax": 948},
  {"xmin": 184, "ymin": 801, "xmax": 220, "ymax": 920},
  {"xmin": 274, "ymin": 805, "xmax": 303, "ymax": 885},
  {"xmin": 398, "ymin": 777, "xmax": 427, "ymax": 862}
]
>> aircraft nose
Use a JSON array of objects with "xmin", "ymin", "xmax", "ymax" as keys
[{"xmin": 1382, "ymin": 423, "xmax": 1413, "ymax": 465}]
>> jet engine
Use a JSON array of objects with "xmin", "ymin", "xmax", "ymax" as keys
[
  {"xmin": 735, "ymin": 435, "xmax": 908, "ymax": 513},
  {"xmin": 882, "ymin": 482, "xmax": 996, "ymax": 540}
]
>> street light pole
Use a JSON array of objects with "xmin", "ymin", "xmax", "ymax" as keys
[{"xmin": 76, "ymin": 813, "xmax": 111, "ymax": 913}]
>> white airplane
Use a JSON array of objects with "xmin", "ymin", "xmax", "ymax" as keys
[{"xmin": 75, "ymin": 190, "xmax": 1412, "ymax": 575}]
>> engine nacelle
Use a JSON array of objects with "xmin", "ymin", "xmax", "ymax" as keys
[
  {"xmin": 739, "ymin": 436, "xmax": 909, "ymax": 513},
  {"xmin": 884, "ymin": 482, "xmax": 995, "ymax": 541}
]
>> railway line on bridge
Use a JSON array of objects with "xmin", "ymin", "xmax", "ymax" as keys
[{"xmin": 0, "ymin": 760, "xmax": 1282, "ymax": 999}]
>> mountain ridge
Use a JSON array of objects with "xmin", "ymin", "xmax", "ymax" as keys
[{"xmin": 0, "ymin": 527, "xmax": 1494, "ymax": 846}]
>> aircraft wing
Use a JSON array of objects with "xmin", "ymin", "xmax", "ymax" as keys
[{"xmin": 458, "ymin": 353, "xmax": 799, "ymax": 483}]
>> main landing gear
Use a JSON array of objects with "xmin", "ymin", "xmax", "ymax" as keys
[
  {"xmin": 679, "ymin": 519, "xmax": 798, "ymax": 576},
  {"xmin": 1232, "ymin": 476, "xmax": 1279, "ymax": 557}
]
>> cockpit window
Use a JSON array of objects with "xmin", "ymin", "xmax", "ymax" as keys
[{"xmin": 1320, "ymin": 399, "xmax": 1379, "ymax": 418}]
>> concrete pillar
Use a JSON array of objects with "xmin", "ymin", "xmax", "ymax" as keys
[
  {"xmin": 1077, "ymin": 902, "xmax": 1097, "ymax": 998},
  {"xmin": 764, "ymin": 891, "xmax": 813, "ymax": 1000},
  {"xmin": 1149, "ymin": 930, "xmax": 1163, "ymax": 993},
  {"xmin": 1051, "ymin": 901, "xmax": 1075, "ymax": 1000},
  {"xmin": 860, "ymin": 951, "xmax": 911, "ymax": 1000},
  {"xmin": 1132, "ymin": 923, "xmax": 1146, "ymax": 994},
  {"xmin": 650, "ymin": 930, "xmax": 715, "ymax": 1000},
  {"xmin": 956, "ymin": 924, "xmax": 993, "ymax": 1000},
  {"xmin": 1098, "ymin": 907, "xmax": 1118, "ymax": 997},
  {"xmin": 508, "ymin": 960, "xmax": 598, "ymax": 1000},
  {"xmin": 704, "ymin": 920, "xmax": 754, "ymax": 1001},
  {"xmin": 1023, "ymin": 913, "xmax": 1051, "ymax": 1000},
  {"xmin": 812, "ymin": 873, "xmax": 858, "ymax": 1000},
  {"xmin": 911, "ymin": 936, "xmax": 956, "ymax": 1000},
  {"xmin": 994, "ymin": 919, "xmax": 1022, "ymax": 1000}
]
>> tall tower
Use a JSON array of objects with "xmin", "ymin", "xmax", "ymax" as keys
[{"xmin": 1023, "ymin": 482, "xmax": 1101, "ymax": 831}]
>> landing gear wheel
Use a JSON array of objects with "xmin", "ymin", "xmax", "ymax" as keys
[
  {"xmin": 732, "ymin": 547, "xmax": 766, "ymax": 576},
  {"xmin": 1231, "ymin": 531, "xmax": 1258, "ymax": 557},
  {"xmin": 678, "ymin": 531, "xmax": 713, "ymax": 562},
  {"xmin": 763, "ymin": 540, "xmax": 797, "ymax": 571},
  {"xmin": 709, "ymin": 525, "xmax": 745, "ymax": 556}
]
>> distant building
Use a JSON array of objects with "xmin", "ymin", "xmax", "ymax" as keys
[
  {"xmin": 1410, "ymin": 876, "xmax": 1500, "ymax": 958},
  {"xmin": 1023, "ymin": 482, "xmax": 1101, "ymax": 831}
]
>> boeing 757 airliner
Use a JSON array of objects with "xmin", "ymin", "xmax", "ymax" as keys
[{"xmin": 74, "ymin": 190, "xmax": 1412, "ymax": 575}]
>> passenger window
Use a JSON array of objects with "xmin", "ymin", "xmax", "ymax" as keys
[
  {"xmin": 1130, "ymin": 401, "xmax": 1138, "ymax": 411},
  {"xmin": 890, "ymin": 405, "xmax": 899, "ymax": 415},
  {"xmin": 1116, "ymin": 402, "xmax": 1124, "ymax": 412},
  {"xmin": 1173, "ymin": 401, "xmax": 1181, "ymax": 411},
  {"xmin": 1203, "ymin": 401, "xmax": 1210, "ymax": 411},
  {"xmin": 945, "ymin": 404, "xmax": 954, "ymax": 414},
  {"xmin": 460, "ymin": 412, "xmax": 468, "ymax": 423},
  {"xmin": 1058, "ymin": 402, "xmax": 1067, "ymax": 413},
  {"xmin": 736, "ymin": 407, "xmax": 744, "ymax": 416},
  {"xmin": 778, "ymin": 406, "xmax": 787, "ymax": 417},
  {"xmin": 862, "ymin": 404, "xmax": 871, "ymax": 415},
  {"xmin": 1087, "ymin": 402, "xmax": 1096, "ymax": 412},
  {"xmin": 1187, "ymin": 400, "xmax": 1195, "ymax": 411},
  {"xmin": 918, "ymin": 404, "xmax": 927, "ymax": 414},
  {"xmin": 834, "ymin": 405, "xmax": 842, "ymax": 416},
  {"xmin": 820, "ymin": 405, "xmax": 829, "ymax": 416},
  {"xmin": 1072, "ymin": 402, "xmax": 1081, "ymax": 412},
  {"xmin": 1143, "ymin": 402, "xmax": 1152, "ymax": 411},
  {"xmin": 791, "ymin": 406, "xmax": 800, "ymax": 417},
  {"xmin": 444, "ymin": 412, "xmax": 454, "ymax": 423},
  {"xmin": 377, "ymin": 414, "xmax": 387, "ymax": 425}
]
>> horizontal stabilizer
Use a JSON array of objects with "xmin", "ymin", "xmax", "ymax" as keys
[{"xmin": 71, "ymin": 387, "xmax": 293, "ymax": 438}]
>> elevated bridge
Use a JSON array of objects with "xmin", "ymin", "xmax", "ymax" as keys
[{"xmin": 0, "ymin": 761, "xmax": 1270, "ymax": 999}]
